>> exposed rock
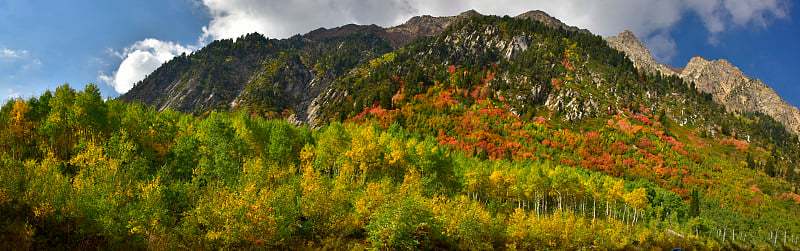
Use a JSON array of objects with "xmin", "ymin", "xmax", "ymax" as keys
[
  {"xmin": 304, "ymin": 24, "xmax": 387, "ymax": 42},
  {"xmin": 385, "ymin": 10, "xmax": 481, "ymax": 47},
  {"xmin": 680, "ymin": 57, "xmax": 800, "ymax": 134},
  {"xmin": 604, "ymin": 30, "xmax": 677, "ymax": 76},
  {"xmin": 515, "ymin": 10, "xmax": 591, "ymax": 35},
  {"xmin": 605, "ymin": 30, "xmax": 800, "ymax": 135}
]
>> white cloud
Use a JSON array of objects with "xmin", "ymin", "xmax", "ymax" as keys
[
  {"xmin": 6, "ymin": 88, "xmax": 22, "ymax": 100},
  {"xmin": 0, "ymin": 48, "xmax": 27, "ymax": 59},
  {"xmin": 199, "ymin": 0, "xmax": 417, "ymax": 42},
  {"xmin": 100, "ymin": 38, "xmax": 194, "ymax": 94},
  {"xmin": 22, "ymin": 59, "xmax": 41, "ymax": 71}
]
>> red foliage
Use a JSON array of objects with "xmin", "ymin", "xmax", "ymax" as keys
[
  {"xmin": 632, "ymin": 113, "xmax": 651, "ymax": 125},
  {"xmin": 483, "ymin": 71, "xmax": 496, "ymax": 84},
  {"xmin": 750, "ymin": 184, "xmax": 762, "ymax": 193},
  {"xmin": 551, "ymin": 78, "xmax": 563, "ymax": 90},
  {"xmin": 608, "ymin": 142, "xmax": 629, "ymax": 155},
  {"xmin": 635, "ymin": 138, "xmax": 654, "ymax": 149},
  {"xmin": 780, "ymin": 193, "xmax": 800, "ymax": 204},
  {"xmin": 448, "ymin": 65, "xmax": 456, "ymax": 75},
  {"xmin": 660, "ymin": 135, "xmax": 678, "ymax": 146},
  {"xmin": 720, "ymin": 137, "xmax": 750, "ymax": 150},
  {"xmin": 434, "ymin": 90, "xmax": 457, "ymax": 108},
  {"xmin": 561, "ymin": 55, "xmax": 574, "ymax": 70},
  {"xmin": 533, "ymin": 116, "xmax": 548, "ymax": 126}
]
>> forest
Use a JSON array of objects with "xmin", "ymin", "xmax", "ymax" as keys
[
  {"xmin": 2, "ymin": 14, "xmax": 800, "ymax": 250},
  {"xmin": 0, "ymin": 82, "xmax": 798, "ymax": 249}
]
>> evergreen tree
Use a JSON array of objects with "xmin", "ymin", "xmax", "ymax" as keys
[
  {"xmin": 746, "ymin": 153, "xmax": 756, "ymax": 170},
  {"xmin": 689, "ymin": 189, "xmax": 700, "ymax": 218},
  {"xmin": 765, "ymin": 157, "xmax": 777, "ymax": 178}
]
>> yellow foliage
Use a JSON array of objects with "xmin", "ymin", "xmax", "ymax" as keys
[
  {"xmin": 604, "ymin": 178, "xmax": 625, "ymax": 201},
  {"xmin": 624, "ymin": 188, "xmax": 649, "ymax": 211},
  {"xmin": 344, "ymin": 126, "xmax": 383, "ymax": 181},
  {"xmin": 10, "ymin": 100, "xmax": 31, "ymax": 137}
]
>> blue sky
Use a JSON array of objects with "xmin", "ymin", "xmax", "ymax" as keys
[{"xmin": 1, "ymin": 0, "xmax": 796, "ymax": 107}]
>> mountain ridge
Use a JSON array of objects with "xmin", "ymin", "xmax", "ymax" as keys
[
  {"xmin": 605, "ymin": 30, "xmax": 800, "ymax": 135},
  {"xmin": 120, "ymin": 9, "xmax": 590, "ymax": 127},
  {"xmin": 120, "ymin": 10, "xmax": 800, "ymax": 138}
]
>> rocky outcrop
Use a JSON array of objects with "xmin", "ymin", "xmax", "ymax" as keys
[{"xmin": 605, "ymin": 30, "xmax": 800, "ymax": 135}]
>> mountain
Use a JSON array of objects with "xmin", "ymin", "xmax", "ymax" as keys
[
  {"xmin": 120, "ymin": 9, "xmax": 601, "ymax": 127},
  {"xmin": 606, "ymin": 30, "xmax": 800, "ymax": 135}
]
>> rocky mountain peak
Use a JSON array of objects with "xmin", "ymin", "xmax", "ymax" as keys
[
  {"xmin": 604, "ymin": 30, "xmax": 677, "ymax": 76},
  {"xmin": 458, "ymin": 9, "xmax": 482, "ymax": 18},
  {"xmin": 515, "ymin": 10, "xmax": 591, "ymax": 34},
  {"xmin": 618, "ymin": 30, "xmax": 637, "ymax": 39},
  {"xmin": 384, "ymin": 11, "xmax": 479, "ymax": 47}
]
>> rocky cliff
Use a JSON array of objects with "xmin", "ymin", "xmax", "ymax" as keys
[{"xmin": 605, "ymin": 30, "xmax": 800, "ymax": 135}]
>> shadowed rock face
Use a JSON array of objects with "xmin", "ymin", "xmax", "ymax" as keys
[{"xmin": 605, "ymin": 30, "xmax": 800, "ymax": 135}]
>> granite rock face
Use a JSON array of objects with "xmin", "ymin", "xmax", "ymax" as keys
[{"xmin": 605, "ymin": 30, "xmax": 800, "ymax": 134}]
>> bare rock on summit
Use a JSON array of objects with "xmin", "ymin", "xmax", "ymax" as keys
[
  {"xmin": 515, "ymin": 10, "xmax": 591, "ymax": 35},
  {"xmin": 605, "ymin": 30, "xmax": 800, "ymax": 135},
  {"xmin": 385, "ymin": 10, "xmax": 481, "ymax": 47},
  {"xmin": 604, "ymin": 30, "xmax": 679, "ymax": 76},
  {"xmin": 386, "ymin": 9, "xmax": 591, "ymax": 47}
]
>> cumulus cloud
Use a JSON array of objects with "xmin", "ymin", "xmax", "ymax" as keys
[
  {"xmin": 0, "ymin": 48, "xmax": 27, "ymax": 59},
  {"xmin": 199, "ymin": 0, "xmax": 417, "ymax": 42},
  {"xmin": 100, "ymin": 38, "xmax": 193, "ymax": 94}
]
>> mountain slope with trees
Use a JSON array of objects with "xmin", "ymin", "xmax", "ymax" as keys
[{"xmin": 2, "ymin": 10, "xmax": 800, "ymax": 250}]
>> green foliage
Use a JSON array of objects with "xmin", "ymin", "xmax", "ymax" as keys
[{"xmin": 4, "ymin": 12, "xmax": 800, "ymax": 249}]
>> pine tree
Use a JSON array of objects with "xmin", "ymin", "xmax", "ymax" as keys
[
  {"xmin": 689, "ymin": 189, "xmax": 700, "ymax": 218},
  {"xmin": 765, "ymin": 157, "xmax": 777, "ymax": 178},
  {"xmin": 746, "ymin": 153, "xmax": 756, "ymax": 170}
]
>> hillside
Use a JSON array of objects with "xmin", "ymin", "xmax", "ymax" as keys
[{"xmin": 2, "ymin": 10, "xmax": 800, "ymax": 250}]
